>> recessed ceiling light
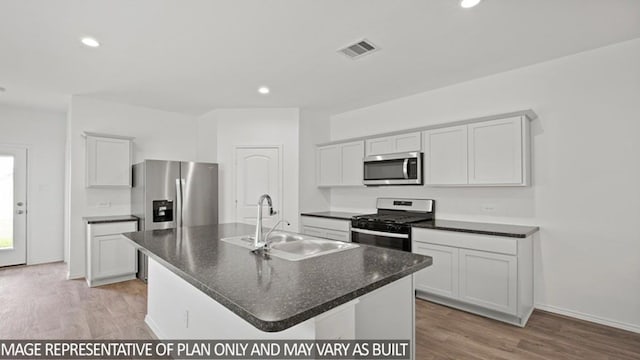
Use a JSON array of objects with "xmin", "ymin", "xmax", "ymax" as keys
[
  {"xmin": 460, "ymin": 0, "xmax": 482, "ymax": 8},
  {"xmin": 81, "ymin": 37, "xmax": 100, "ymax": 48},
  {"xmin": 258, "ymin": 86, "xmax": 270, "ymax": 95}
]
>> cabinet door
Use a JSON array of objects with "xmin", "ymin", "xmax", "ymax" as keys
[
  {"xmin": 92, "ymin": 234, "xmax": 137, "ymax": 279},
  {"xmin": 340, "ymin": 141, "xmax": 364, "ymax": 186},
  {"xmin": 468, "ymin": 117, "xmax": 523, "ymax": 185},
  {"xmin": 413, "ymin": 242, "xmax": 459, "ymax": 298},
  {"xmin": 423, "ymin": 126, "xmax": 468, "ymax": 185},
  {"xmin": 303, "ymin": 226, "xmax": 326, "ymax": 239},
  {"xmin": 316, "ymin": 145, "xmax": 341, "ymax": 186},
  {"xmin": 365, "ymin": 136, "xmax": 394, "ymax": 156},
  {"xmin": 86, "ymin": 136, "xmax": 132, "ymax": 187},
  {"xmin": 394, "ymin": 132, "xmax": 422, "ymax": 153},
  {"xmin": 459, "ymin": 249, "xmax": 517, "ymax": 315}
]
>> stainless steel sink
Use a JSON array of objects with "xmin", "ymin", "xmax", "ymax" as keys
[
  {"xmin": 265, "ymin": 231, "xmax": 306, "ymax": 245},
  {"xmin": 270, "ymin": 238, "xmax": 358, "ymax": 261},
  {"xmin": 221, "ymin": 231, "xmax": 359, "ymax": 261}
]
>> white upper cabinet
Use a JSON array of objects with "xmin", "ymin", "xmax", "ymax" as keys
[
  {"xmin": 424, "ymin": 116, "xmax": 530, "ymax": 186},
  {"xmin": 365, "ymin": 136, "xmax": 394, "ymax": 156},
  {"xmin": 423, "ymin": 125, "xmax": 468, "ymax": 185},
  {"xmin": 85, "ymin": 132, "xmax": 134, "ymax": 188},
  {"xmin": 365, "ymin": 132, "xmax": 421, "ymax": 156},
  {"xmin": 318, "ymin": 111, "xmax": 534, "ymax": 188},
  {"xmin": 317, "ymin": 145, "xmax": 341, "ymax": 186},
  {"xmin": 340, "ymin": 141, "xmax": 365, "ymax": 186},
  {"xmin": 317, "ymin": 140, "xmax": 364, "ymax": 187},
  {"xmin": 468, "ymin": 116, "xmax": 526, "ymax": 185}
]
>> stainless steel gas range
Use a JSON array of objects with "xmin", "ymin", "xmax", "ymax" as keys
[{"xmin": 351, "ymin": 198, "xmax": 435, "ymax": 252}]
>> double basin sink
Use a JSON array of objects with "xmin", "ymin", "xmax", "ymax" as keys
[{"xmin": 221, "ymin": 231, "xmax": 359, "ymax": 261}]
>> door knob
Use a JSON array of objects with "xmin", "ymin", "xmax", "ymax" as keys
[
  {"xmin": 16, "ymin": 210, "xmax": 24, "ymax": 214},
  {"xmin": 16, "ymin": 202, "xmax": 23, "ymax": 206}
]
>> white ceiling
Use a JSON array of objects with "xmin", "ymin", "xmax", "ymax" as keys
[{"xmin": 0, "ymin": 0, "xmax": 639, "ymax": 115}]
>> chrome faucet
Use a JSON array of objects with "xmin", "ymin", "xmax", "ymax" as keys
[{"xmin": 254, "ymin": 194, "xmax": 277, "ymax": 249}]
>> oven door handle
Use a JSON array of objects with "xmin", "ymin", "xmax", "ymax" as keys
[{"xmin": 352, "ymin": 228, "xmax": 409, "ymax": 239}]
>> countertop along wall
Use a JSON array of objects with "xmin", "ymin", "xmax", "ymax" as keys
[
  {"xmin": 65, "ymin": 96, "xmax": 199, "ymax": 279},
  {"xmin": 326, "ymin": 38, "xmax": 640, "ymax": 332},
  {"xmin": 0, "ymin": 104, "xmax": 66, "ymax": 265}
]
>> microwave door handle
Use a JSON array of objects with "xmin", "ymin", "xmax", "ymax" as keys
[{"xmin": 403, "ymin": 158, "xmax": 409, "ymax": 179}]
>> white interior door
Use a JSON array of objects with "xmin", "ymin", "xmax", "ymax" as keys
[
  {"xmin": 235, "ymin": 147, "xmax": 281, "ymax": 229},
  {"xmin": 0, "ymin": 146, "xmax": 27, "ymax": 267}
]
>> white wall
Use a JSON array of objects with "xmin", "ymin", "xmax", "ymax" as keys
[
  {"xmin": 196, "ymin": 110, "xmax": 218, "ymax": 163},
  {"xmin": 65, "ymin": 96, "xmax": 198, "ymax": 278},
  {"xmin": 0, "ymin": 104, "xmax": 66, "ymax": 264},
  {"xmin": 326, "ymin": 38, "xmax": 640, "ymax": 331},
  {"xmin": 298, "ymin": 110, "xmax": 331, "ymax": 214},
  {"xmin": 210, "ymin": 108, "xmax": 300, "ymax": 231}
]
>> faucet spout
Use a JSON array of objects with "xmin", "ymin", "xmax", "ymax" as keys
[{"xmin": 254, "ymin": 194, "xmax": 278, "ymax": 248}]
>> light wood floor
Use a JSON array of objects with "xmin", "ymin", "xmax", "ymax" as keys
[
  {"xmin": 2, "ymin": 262, "xmax": 639, "ymax": 360},
  {"xmin": 415, "ymin": 299, "xmax": 640, "ymax": 359},
  {"xmin": 0, "ymin": 262, "xmax": 153, "ymax": 339}
]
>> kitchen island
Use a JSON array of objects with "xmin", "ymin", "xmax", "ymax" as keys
[{"xmin": 123, "ymin": 223, "xmax": 431, "ymax": 354}]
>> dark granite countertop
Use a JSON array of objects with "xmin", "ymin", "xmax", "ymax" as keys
[
  {"xmin": 412, "ymin": 219, "xmax": 539, "ymax": 238},
  {"xmin": 83, "ymin": 215, "xmax": 138, "ymax": 224},
  {"xmin": 300, "ymin": 211, "xmax": 365, "ymax": 221},
  {"xmin": 123, "ymin": 223, "xmax": 431, "ymax": 332}
]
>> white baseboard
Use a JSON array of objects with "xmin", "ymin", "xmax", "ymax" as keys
[
  {"xmin": 27, "ymin": 258, "xmax": 64, "ymax": 266},
  {"xmin": 535, "ymin": 303, "xmax": 640, "ymax": 334},
  {"xmin": 144, "ymin": 315, "xmax": 164, "ymax": 339},
  {"xmin": 66, "ymin": 271, "xmax": 84, "ymax": 280}
]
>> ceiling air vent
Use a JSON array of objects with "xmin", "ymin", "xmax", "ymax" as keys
[{"xmin": 338, "ymin": 39, "xmax": 379, "ymax": 59}]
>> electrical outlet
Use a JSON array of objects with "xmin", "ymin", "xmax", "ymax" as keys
[
  {"xmin": 96, "ymin": 201, "xmax": 111, "ymax": 208},
  {"xmin": 481, "ymin": 204, "xmax": 496, "ymax": 212}
]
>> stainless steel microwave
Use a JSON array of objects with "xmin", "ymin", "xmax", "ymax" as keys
[{"xmin": 363, "ymin": 152, "xmax": 423, "ymax": 186}]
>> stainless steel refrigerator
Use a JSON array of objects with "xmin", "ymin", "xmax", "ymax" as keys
[{"xmin": 132, "ymin": 160, "xmax": 218, "ymax": 282}]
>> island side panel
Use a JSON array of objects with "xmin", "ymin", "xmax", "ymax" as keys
[
  {"xmin": 145, "ymin": 257, "xmax": 317, "ymax": 339},
  {"xmin": 355, "ymin": 275, "xmax": 415, "ymax": 358}
]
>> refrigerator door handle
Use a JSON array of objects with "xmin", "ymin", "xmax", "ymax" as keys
[{"xmin": 175, "ymin": 178, "xmax": 184, "ymax": 228}]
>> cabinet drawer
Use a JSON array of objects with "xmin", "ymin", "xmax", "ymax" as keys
[
  {"xmin": 412, "ymin": 227, "xmax": 516, "ymax": 255},
  {"xmin": 302, "ymin": 226, "xmax": 326, "ymax": 238},
  {"xmin": 324, "ymin": 229, "xmax": 350, "ymax": 242},
  {"xmin": 90, "ymin": 221, "xmax": 137, "ymax": 236},
  {"xmin": 301, "ymin": 216, "xmax": 350, "ymax": 232}
]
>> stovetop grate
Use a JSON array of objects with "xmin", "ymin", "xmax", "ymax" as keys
[{"xmin": 354, "ymin": 213, "xmax": 431, "ymax": 224}]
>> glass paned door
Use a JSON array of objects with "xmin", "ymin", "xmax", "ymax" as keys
[{"xmin": 0, "ymin": 146, "xmax": 27, "ymax": 267}]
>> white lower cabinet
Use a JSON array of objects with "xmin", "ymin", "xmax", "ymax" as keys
[
  {"xmin": 413, "ymin": 242, "xmax": 459, "ymax": 298},
  {"xmin": 412, "ymin": 227, "xmax": 533, "ymax": 327},
  {"xmin": 458, "ymin": 249, "xmax": 517, "ymax": 314},
  {"xmin": 86, "ymin": 220, "xmax": 138, "ymax": 287},
  {"xmin": 301, "ymin": 216, "xmax": 351, "ymax": 242},
  {"xmin": 302, "ymin": 226, "xmax": 325, "ymax": 238}
]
